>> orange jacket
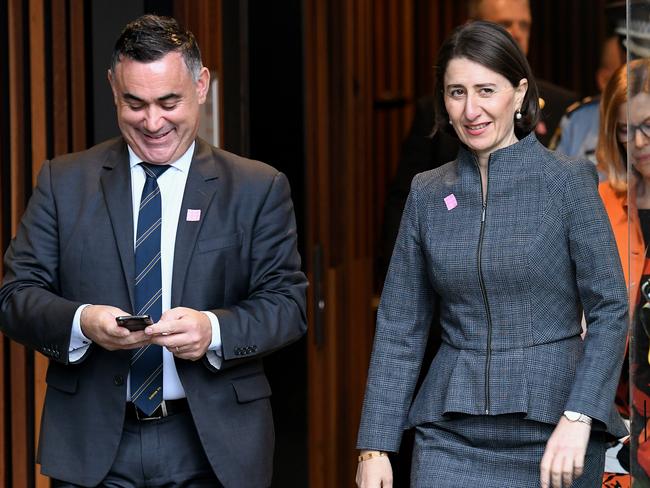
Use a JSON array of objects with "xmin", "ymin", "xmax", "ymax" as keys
[{"xmin": 599, "ymin": 182, "xmax": 645, "ymax": 307}]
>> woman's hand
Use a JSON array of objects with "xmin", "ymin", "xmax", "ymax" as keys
[
  {"xmin": 356, "ymin": 451, "xmax": 393, "ymax": 488},
  {"xmin": 540, "ymin": 416, "xmax": 591, "ymax": 488}
]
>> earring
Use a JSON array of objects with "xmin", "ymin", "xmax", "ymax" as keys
[
  {"xmin": 449, "ymin": 119, "xmax": 452, "ymax": 124},
  {"xmin": 515, "ymin": 110, "xmax": 522, "ymax": 120}
]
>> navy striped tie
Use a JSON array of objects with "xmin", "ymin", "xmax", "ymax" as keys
[{"xmin": 130, "ymin": 162, "xmax": 170, "ymax": 415}]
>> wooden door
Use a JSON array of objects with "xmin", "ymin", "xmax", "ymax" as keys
[
  {"xmin": 303, "ymin": 1, "xmax": 375, "ymax": 486},
  {"xmin": 303, "ymin": 0, "xmax": 419, "ymax": 485}
]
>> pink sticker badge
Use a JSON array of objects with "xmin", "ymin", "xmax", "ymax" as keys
[
  {"xmin": 444, "ymin": 194, "xmax": 458, "ymax": 211},
  {"xmin": 186, "ymin": 209, "xmax": 201, "ymax": 221}
]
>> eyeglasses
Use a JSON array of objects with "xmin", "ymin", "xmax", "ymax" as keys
[{"xmin": 616, "ymin": 121, "xmax": 650, "ymax": 142}]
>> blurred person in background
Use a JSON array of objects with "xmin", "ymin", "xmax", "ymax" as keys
[
  {"xmin": 552, "ymin": 35, "xmax": 626, "ymax": 164},
  {"xmin": 597, "ymin": 57, "xmax": 650, "ymax": 487}
]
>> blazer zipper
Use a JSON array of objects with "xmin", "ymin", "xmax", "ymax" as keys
[{"xmin": 474, "ymin": 157, "xmax": 493, "ymax": 415}]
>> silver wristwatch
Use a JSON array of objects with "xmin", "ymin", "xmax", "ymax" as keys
[{"xmin": 563, "ymin": 410, "xmax": 592, "ymax": 425}]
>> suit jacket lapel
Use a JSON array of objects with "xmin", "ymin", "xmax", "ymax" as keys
[
  {"xmin": 172, "ymin": 139, "xmax": 220, "ymax": 306},
  {"xmin": 100, "ymin": 141, "xmax": 136, "ymax": 311}
]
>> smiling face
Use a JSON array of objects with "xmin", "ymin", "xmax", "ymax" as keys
[
  {"xmin": 622, "ymin": 93, "xmax": 650, "ymax": 180},
  {"xmin": 444, "ymin": 57, "xmax": 527, "ymax": 163},
  {"xmin": 108, "ymin": 51, "xmax": 209, "ymax": 164}
]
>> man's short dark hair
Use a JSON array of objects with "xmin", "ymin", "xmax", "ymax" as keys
[
  {"xmin": 110, "ymin": 14, "xmax": 203, "ymax": 81},
  {"xmin": 432, "ymin": 20, "xmax": 540, "ymax": 140}
]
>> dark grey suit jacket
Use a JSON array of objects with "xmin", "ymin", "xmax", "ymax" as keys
[
  {"xmin": 358, "ymin": 134, "xmax": 628, "ymax": 452},
  {"xmin": 0, "ymin": 137, "xmax": 307, "ymax": 487}
]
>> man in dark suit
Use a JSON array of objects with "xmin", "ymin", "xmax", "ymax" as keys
[
  {"xmin": 380, "ymin": 0, "xmax": 576, "ymax": 277},
  {"xmin": 0, "ymin": 15, "xmax": 307, "ymax": 488}
]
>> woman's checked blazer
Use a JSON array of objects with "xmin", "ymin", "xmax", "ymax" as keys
[{"xmin": 357, "ymin": 133, "xmax": 629, "ymax": 452}]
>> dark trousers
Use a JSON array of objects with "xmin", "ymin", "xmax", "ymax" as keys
[{"xmin": 52, "ymin": 410, "xmax": 222, "ymax": 488}]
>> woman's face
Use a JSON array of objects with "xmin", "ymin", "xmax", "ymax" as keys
[
  {"xmin": 444, "ymin": 57, "xmax": 527, "ymax": 162},
  {"xmin": 619, "ymin": 93, "xmax": 650, "ymax": 179}
]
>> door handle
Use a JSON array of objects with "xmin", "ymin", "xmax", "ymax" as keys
[{"xmin": 313, "ymin": 244, "xmax": 325, "ymax": 348}]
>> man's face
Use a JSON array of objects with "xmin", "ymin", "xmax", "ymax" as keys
[
  {"xmin": 108, "ymin": 52, "xmax": 209, "ymax": 164},
  {"xmin": 476, "ymin": 0, "xmax": 532, "ymax": 55}
]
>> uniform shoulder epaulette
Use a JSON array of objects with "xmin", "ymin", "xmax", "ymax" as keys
[{"xmin": 564, "ymin": 96, "xmax": 599, "ymax": 117}]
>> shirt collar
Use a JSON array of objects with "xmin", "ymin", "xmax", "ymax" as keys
[{"xmin": 127, "ymin": 141, "xmax": 195, "ymax": 173}]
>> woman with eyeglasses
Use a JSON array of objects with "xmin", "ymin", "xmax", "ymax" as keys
[{"xmin": 597, "ymin": 57, "xmax": 650, "ymax": 486}]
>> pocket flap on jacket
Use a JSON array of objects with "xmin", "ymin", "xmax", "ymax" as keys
[
  {"xmin": 45, "ymin": 364, "xmax": 78, "ymax": 394},
  {"xmin": 231, "ymin": 373, "xmax": 272, "ymax": 403},
  {"xmin": 197, "ymin": 232, "xmax": 243, "ymax": 253}
]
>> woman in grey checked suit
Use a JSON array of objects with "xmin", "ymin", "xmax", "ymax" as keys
[{"xmin": 356, "ymin": 21, "xmax": 628, "ymax": 488}]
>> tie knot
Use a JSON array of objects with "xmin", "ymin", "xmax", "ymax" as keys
[{"xmin": 140, "ymin": 162, "xmax": 171, "ymax": 179}]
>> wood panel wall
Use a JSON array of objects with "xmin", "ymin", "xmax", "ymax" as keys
[
  {"xmin": 371, "ymin": 0, "xmax": 417, "ymax": 288},
  {"xmin": 1, "ymin": 1, "xmax": 88, "ymax": 486}
]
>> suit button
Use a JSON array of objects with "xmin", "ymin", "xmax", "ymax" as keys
[{"xmin": 113, "ymin": 375, "xmax": 124, "ymax": 386}]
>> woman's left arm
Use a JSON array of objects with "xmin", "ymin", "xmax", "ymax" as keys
[
  {"xmin": 562, "ymin": 160, "xmax": 628, "ymax": 421},
  {"xmin": 541, "ymin": 160, "xmax": 628, "ymax": 488}
]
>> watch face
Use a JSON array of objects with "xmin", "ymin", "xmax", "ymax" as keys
[{"xmin": 564, "ymin": 411, "xmax": 580, "ymax": 421}]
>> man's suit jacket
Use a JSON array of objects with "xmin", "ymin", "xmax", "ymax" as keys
[{"xmin": 0, "ymin": 138, "xmax": 308, "ymax": 487}]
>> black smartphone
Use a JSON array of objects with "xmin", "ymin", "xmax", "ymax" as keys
[{"xmin": 116, "ymin": 314, "xmax": 153, "ymax": 331}]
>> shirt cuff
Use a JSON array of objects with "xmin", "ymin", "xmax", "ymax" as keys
[
  {"xmin": 202, "ymin": 311, "xmax": 222, "ymax": 369},
  {"xmin": 69, "ymin": 304, "xmax": 92, "ymax": 363}
]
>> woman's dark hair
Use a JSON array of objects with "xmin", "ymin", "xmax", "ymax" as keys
[
  {"xmin": 110, "ymin": 15, "xmax": 203, "ymax": 81},
  {"xmin": 432, "ymin": 21, "xmax": 539, "ymax": 139}
]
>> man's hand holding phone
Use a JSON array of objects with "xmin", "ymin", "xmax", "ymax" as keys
[
  {"xmin": 80, "ymin": 305, "xmax": 152, "ymax": 351},
  {"xmin": 116, "ymin": 314, "xmax": 153, "ymax": 331}
]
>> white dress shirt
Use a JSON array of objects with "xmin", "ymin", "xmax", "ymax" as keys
[{"xmin": 68, "ymin": 141, "xmax": 222, "ymax": 399}]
